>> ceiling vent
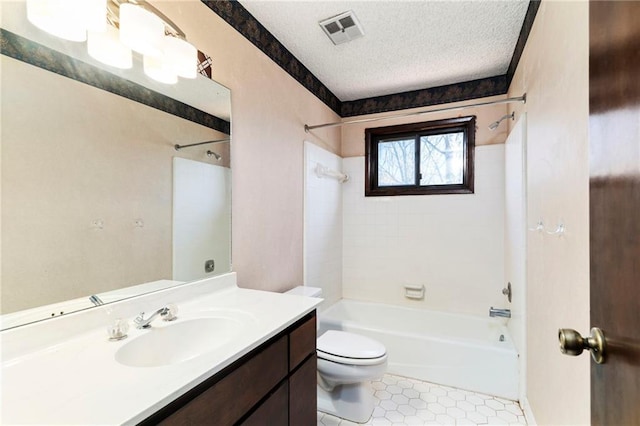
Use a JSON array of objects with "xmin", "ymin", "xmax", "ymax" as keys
[{"xmin": 319, "ymin": 11, "xmax": 364, "ymax": 45}]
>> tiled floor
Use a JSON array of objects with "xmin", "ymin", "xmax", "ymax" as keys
[{"xmin": 317, "ymin": 374, "xmax": 527, "ymax": 425}]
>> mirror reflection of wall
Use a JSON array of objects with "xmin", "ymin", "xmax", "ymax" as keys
[
  {"xmin": 1, "ymin": 52, "xmax": 231, "ymax": 323},
  {"xmin": 173, "ymin": 158, "xmax": 231, "ymax": 282}
]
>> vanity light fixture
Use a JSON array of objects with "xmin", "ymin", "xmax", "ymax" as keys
[
  {"xmin": 143, "ymin": 54, "xmax": 178, "ymax": 85},
  {"xmin": 26, "ymin": 0, "xmax": 198, "ymax": 82},
  {"xmin": 164, "ymin": 35, "xmax": 198, "ymax": 79},
  {"xmin": 118, "ymin": 2, "xmax": 164, "ymax": 57},
  {"xmin": 87, "ymin": 24, "xmax": 133, "ymax": 69},
  {"xmin": 27, "ymin": 0, "xmax": 105, "ymax": 42}
]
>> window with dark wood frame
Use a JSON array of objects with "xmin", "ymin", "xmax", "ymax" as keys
[{"xmin": 365, "ymin": 116, "xmax": 476, "ymax": 196}]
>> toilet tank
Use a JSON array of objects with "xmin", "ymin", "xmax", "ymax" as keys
[{"xmin": 285, "ymin": 286, "xmax": 322, "ymax": 298}]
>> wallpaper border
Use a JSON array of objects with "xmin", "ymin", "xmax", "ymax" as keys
[
  {"xmin": 202, "ymin": 0, "xmax": 342, "ymax": 116},
  {"xmin": 203, "ymin": 0, "xmax": 540, "ymax": 118}
]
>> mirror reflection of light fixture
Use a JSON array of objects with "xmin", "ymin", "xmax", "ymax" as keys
[
  {"xmin": 87, "ymin": 25, "xmax": 133, "ymax": 69},
  {"xmin": 25, "ymin": 0, "xmax": 198, "ymax": 83},
  {"xmin": 27, "ymin": 0, "xmax": 105, "ymax": 42},
  {"xmin": 143, "ymin": 54, "xmax": 178, "ymax": 85}
]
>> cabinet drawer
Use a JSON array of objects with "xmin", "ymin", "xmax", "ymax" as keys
[
  {"xmin": 289, "ymin": 313, "xmax": 316, "ymax": 371},
  {"xmin": 157, "ymin": 336, "xmax": 288, "ymax": 426}
]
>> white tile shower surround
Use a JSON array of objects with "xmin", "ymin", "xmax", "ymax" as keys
[
  {"xmin": 341, "ymin": 145, "xmax": 506, "ymax": 318},
  {"xmin": 317, "ymin": 374, "xmax": 526, "ymax": 426},
  {"xmin": 304, "ymin": 141, "xmax": 344, "ymax": 309}
]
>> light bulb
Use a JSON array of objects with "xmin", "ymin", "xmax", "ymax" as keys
[
  {"xmin": 27, "ymin": 0, "xmax": 105, "ymax": 41},
  {"xmin": 88, "ymin": 25, "xmax": 132, "ymax": 69},
  {"xmin": 84, "ymin": 0, "xmax": 107, "ymax": 33},
  {"xmin": 119, "ymin": 3, "xmax": 164, "ymax": 57},
  {"xmin": 143, "ymin": 55, "xmax": 178, "ymax": 85},
  {"xmin": 165, "ymin": 36, "xmax": 197, "ymax": 79}
]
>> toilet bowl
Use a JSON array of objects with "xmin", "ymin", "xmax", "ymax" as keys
[
  {"xmin": 284, "ymin": 286, "xmax": 388, "ymax": 423},
  {"xmin": 317, "ymin": 330, "xmax": 388, "ymax": 423}
]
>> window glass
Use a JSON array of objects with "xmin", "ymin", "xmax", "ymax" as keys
[
  {"xmin": 378, "ymin": 138, "xmax": 415, "ymax": 186},
  {"xmin": 364, "ymin": 116, "xmax": 475, "ymax": 196},
  {"xmin": 419, "ymin": 132, "xmax": 464, "ymax": 185}
]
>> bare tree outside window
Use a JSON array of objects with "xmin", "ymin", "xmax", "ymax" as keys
[
  {"xmin": 420, "ymin": 132, "xmax": 464, "ymax": 185},
  {"xmin": 365, "ymin": 116, "xmax": 475, "ymax": 196},
  {"xmin": 378, "ymin": 139, "xmax": 415, "ymax": 186}
]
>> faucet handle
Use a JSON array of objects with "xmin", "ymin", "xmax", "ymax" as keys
[
  {"xmin": 107, "ymin": 318, "xmax": 129, "ymax": 341},
  {"xmin": 162, "ymin": 304, "xmax": 178, "ymax": 322},
  {"xmin": 502, "ymin": 282, "xmax": 512, "ymax": 303},
  {"xmin": 133, "ymin": 312, "xmax": 147, "ymax": 327}
]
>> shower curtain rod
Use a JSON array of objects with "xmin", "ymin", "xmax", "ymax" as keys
[
  {"xmin": 304, "ymin": 94, "xmax": 526, "ymax": 132},
  {"xmin": 174, "ymin": 138, "xmax": 230, "ymax": 151}
]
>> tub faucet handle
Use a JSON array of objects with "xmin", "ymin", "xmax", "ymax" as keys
[{"xmin": 502, "ymin": 282, "xmax": 512, "ymax": 303}]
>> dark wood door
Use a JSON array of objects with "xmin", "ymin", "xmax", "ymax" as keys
[{"xmin": 589, "ymin": 2, "xmax": 640, "ymax": 425}]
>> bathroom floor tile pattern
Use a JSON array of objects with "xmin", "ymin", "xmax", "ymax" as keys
[{"xmin": 317, "ymin": 374, "xmax": 527, "ymax": 425}]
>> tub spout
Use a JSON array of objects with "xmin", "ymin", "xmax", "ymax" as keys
[{"xmin": 489, "ymin": 307, "xmax": 511, "ymax": 318}]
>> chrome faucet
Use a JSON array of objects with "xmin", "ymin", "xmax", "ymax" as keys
[
  {"xmin": 489, "ymin": 307, "xmax": 511, "ymax": 318},
  {"xmin": 89, "ymin": 294, "xmax": 104, "ymax": 306},
  {"xmin": 134, "ymin": 304, "xmax": 178, "ymax": 329}
]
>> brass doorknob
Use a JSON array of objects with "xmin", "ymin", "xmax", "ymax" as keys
[{"xmin": 558, "ymin": 327, "xmax": 606, "ymax": 364}]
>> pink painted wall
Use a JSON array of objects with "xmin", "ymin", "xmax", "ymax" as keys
[
  {"xmin": 153, "ymin": 1, "xmax": 341, "ymax": 292},
  {"xmin": 508, "ymin": 1, "xmax": 590, "ymax": 423}
]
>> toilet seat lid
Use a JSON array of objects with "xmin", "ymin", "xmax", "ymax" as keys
[{"xmin": 317, "ymin": 330, "xmax": 386, "ymax": 361}]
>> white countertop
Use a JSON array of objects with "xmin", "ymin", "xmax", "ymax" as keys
[
  {"xmin": 0, "ymin": 280, "xmax": 185, "ymax": 330},
  {"xmin": 0, "ymin": 273, "xmax": 321, "ymax": 425}
]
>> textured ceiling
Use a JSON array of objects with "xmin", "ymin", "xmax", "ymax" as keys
[{"xmin": 239, "ymin": 0, "xmax": 530, "ymax": 101}]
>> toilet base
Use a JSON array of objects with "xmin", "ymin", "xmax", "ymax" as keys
[{"xmin": 317, "ymin": 382, "xmax": 375, "ymax": 424}]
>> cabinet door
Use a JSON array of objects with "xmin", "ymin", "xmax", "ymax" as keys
[
  {"xmin": 289, "ymin": 354, "xmax": 317, "ymax": 426},
  {"xmin": 240, "ymin": 381, "xmax": 288, "ymax": 426}
]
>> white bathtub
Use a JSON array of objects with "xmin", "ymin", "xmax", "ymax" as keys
[{"xmin": 318, "ymin": 299, "xmax": 519, "ymax": 400}]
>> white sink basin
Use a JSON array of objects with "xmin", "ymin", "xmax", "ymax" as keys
[{"xmin": 115, "ymin": 312, "xmax": 252, "ymax": 367}]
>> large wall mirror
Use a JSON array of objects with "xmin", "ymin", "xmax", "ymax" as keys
[{"xmin": 1, "ymin": 1, "xmax": 232, "ymax": 329}]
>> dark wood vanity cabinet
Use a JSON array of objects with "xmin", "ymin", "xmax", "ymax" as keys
[
  {"xmin": 140, "ymin": 311, "xmax": 317, "ymax": 426},
  {"xmin": 288, "ymin": 354, "xmax": 318, "ymax": 425}
]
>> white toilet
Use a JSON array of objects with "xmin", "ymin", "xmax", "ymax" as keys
[{"xmin": 285, "ymin": 286, "xmax": 388, "ymax": 423}]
